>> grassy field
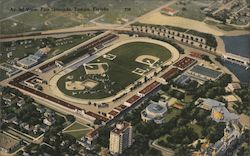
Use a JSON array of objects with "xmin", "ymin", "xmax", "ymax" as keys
[
  {"xmin": 64, "ymin": 122, "xmax": 90, "ymax": 131},
  {"xmin": 0, "ymin": 0, "xmax": 172, "ymax": 34},
  {"xmin": 64, "ymin": 130, "xmax": 91, "ymax": 139},
  {"xmin": 63, "ymin": 122, "xmax": 92, "ymax": 140},
  {"xmin": 0, "ymin": 34, "xmax": 94, "ymax": 64},
  {"xmin": 170, "ymin": 0, "xmax": 211, "ymax": 21},
  {"xmin": 164, "ymin": 108, "xmax": 181, "ymax": 122},
  {"xmin": 57, "ymin": 42, "xmax": 172, "ymax": 99}
]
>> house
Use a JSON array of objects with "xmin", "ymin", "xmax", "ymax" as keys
[
  {"xmin": 40, "ymin": 124, "xmax": 50, "ymax": 132},
  {"xmin": 0, "ymin": 86, "xmax": 4, "ymax": 95},
  {"xmin": 69, "ymin": 144, "xmax": 77, "ymax": 151},
  {"xmin": 7, "ymin": 52, "xmax": 12, "ymax": 58},
  {"xmin": 23, "ymin": 123, "xmax": 32, "ymax": 131},
  {"xmin": 36, "ymin": 106, "xmax": 46, "ymax": 113},
  {"xmin": 85, "ymin": 128, "xmax": 99, "ymax": 144},
  {"xmin": 223, "ymin": 94, "xmax": 241, "ymax": 103},
  {"xmin": 11, "ymin": 117, "xmax": 19, "ymax": 125},
  {"xmin": 44, "ymin": 109, "xmax": 55, "ymax": 118},
  {"xmin": 33, "ymin": 124, "xmax": 40, "ymax": 134},
  {"xmin": 2, "ymin": 93, "xmax": 17, "ymax": 105},
  {"xmin": 226, "ymin": 83, "xmax": 241, "ymax": 92},
  {"xmin": 195, "ymin": 98, "xmax": 225, "ymax": 111},
  {"xmin": 160, "ymin": 7, "xmax": 177, "ymax": 16},
  {"xmin": 43, "ymin": 117, "xmax": 56, "ymax": 126},
  {"xmin": 17, "ymin": 97, "xmax": 25, "ymax": 107},
  {"xmin": 172, "ymin": 103, "xmax": 184, "ymax": 110},
  {"xmin": 3, "ymin": 114, "xmax": 17, "ymax": 123}
]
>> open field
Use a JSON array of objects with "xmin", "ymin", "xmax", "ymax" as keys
[
  {"xmin": 63, "ymin": 122, "xmax": 92, "ymax": 140},
  {"xmin": 57, "ymin": 41, "xmax": 172, "ymax": 99},
  {"xmin": 139, "ymin": 11, "xmax": 225, "ymax": 36},
  {"xmin": 169, "ymin": 0, "xmax": 212, "ymax": 21},
  {"xmin": 0, "ymin": 34, "xmax": 95, "ymax": 64},
  {"xmin": 63, "ymin": 122, "xmax": 90, "ymax": 131},
  {"xmin": 0, "ymin": 0, "xmax": 172, "ymax": 34},
  {"xmin": 164, "ymin": 108, "xmax": 181, "ymax": 122}
]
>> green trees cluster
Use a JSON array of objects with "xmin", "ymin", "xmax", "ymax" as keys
[
  {"xmin": 192, "ymin": 74, "xmax": 232, "ymax": 100},
  {"xmin": 234, "ymin": 86, "xmax": 250, "ymax": 115}
]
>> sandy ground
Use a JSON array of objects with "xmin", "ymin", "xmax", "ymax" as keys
[
  {"xmin": 215, "ymin": 36, "xmax": 226, "ymax": 54},
  {"xmin": 65, "ymin": 81, "xmax": 86, "ymax": 91},
  {"xmin": 138, "ymin": 11, "xmax": 249, "ymax": 37},
  {"xmin": 135, "ymin": 55, "xmax": 160, "ymax": 66}
]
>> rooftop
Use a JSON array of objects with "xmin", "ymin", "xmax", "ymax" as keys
[
  {"xmin": 190, "ymin": 65, "xmax": 223, "ymax": 79},
  {"xmin": 85, "ymin": 111, "xmax": 109, "ymax": 122},
  {"xmin": 146, "ymin": 103, "xmax": 166, "ymax": 114},
  {"xmin": 17, "ymin": 56, "xmax": 38, "ymax": 66},
  {"xmin": 112, "ymin": 121, "xmax": 131, "ymax": 135},
  {"xmin": 126, "ymin": 95, "xmax": 141, "ymax": 104},
  {"xmin": 108, "ymin": 110, "xmax": 119, "ymax": 117},
  {"xmin": 139, "ymin": 81, "xmax": 160, "ymax": 95},
  {"xmin": 197, "ymin": 98, "xmax": 225, "ymax": 109},
  {"xmin": 161, "ymin": 68, "xmax": 179, "ymax": 81},
  {"xmin": 173, "ymin": 57, "xmax": 197, "ymax": 70}
]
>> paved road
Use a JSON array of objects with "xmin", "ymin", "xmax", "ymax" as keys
[{"xmin": 150, "ymin": 140, "xmax": 174, "ymax": 156}]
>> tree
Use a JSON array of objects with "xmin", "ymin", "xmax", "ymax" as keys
[
  {"xmin": 96, "ymin": 126, "xmax": 110, "ymax": 148},
  {"xmin": 175, "ymin": 146, "xmax": 191, "ymax": 156},
  {"xmin": 94, "ymin": 119, "xmax": 102, "ymax": 125},
  {"xmin": 146, "ymin": 148, "xmax": 162, "ymax": 156},
  {"xmin": 66, "ymin": 114, "xmax": 75, "ymax": 122}
]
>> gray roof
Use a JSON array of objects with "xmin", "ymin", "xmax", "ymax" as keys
[
  {"xmin": 200, "ymin": 98, "xmax": 225, "ymax": 108},
  {"xmin": 17, "ymin": 54, "xmax": 40, "ymax": 66},
  {"xmin": 190, "ymin": 65, "xmax": 223, "ymax": 79},
  {"xmin": 147, "ymin": 104, "xmax": 166, "ymax": 114}
]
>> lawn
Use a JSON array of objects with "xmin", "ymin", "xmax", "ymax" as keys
[
  {"xmin": 64, "ymin": 130, "xmax": 91, "ymax": 140},
  {"xmin": 0, "ymin": 19, "xmax": 33, "ymax": 34},
  {"xmin": 188, "ymin": 123, "xmax": 203, "ymax": 137},
  {"xmin": 184, "ymin": 95, "xmax": 194, "ymax": 103},
  {"xmin": 63, "ymin": 122, "xmax": 92, "ymax": 140},
  {"xmin": 0, "ymin": 0, "xmax": 172, "ymax": 34},
  {"xmin": 164, "ymin": 108, "xmax": 181, "ymax": 122},
  {"xmin": 63, "ymin": 122, "xmax": 90, "ymax": 131},
  {"xmin": 57, "ymin": 41, "xmax": 172, "ymax": 99}
]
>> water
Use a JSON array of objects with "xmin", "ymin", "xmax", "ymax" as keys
[
  {"xmin": 220, "ymin": 60, "xmax": 250, "ymax": 86},
  {"xmin": 221, "ymin": 34, "xmax": 250, "ymax": 58}
]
